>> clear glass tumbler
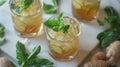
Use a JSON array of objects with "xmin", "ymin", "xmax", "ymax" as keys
[
  {"xmin": 9, "ymin": 0, "xmax": 43, "ymax": 37},
  {"xmin": 46, "ymin": 15, "xmax": 81, "ymax": 61},
  {"xmin": 72, "ymin": 0, "xmax": 100, "ymax": 21}
]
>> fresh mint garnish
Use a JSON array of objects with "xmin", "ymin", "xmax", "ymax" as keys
[
  {"xmin": 43, "ymin": 0, "xmax": 59, "ymax": 14},
  {"xmin": 44, "ymin": 13, "xmax": 70, "ymax": 34},
  {"xmin": 16, "ymin": 41, "xmax": 54, "ymax": 67},
  {"xmin": 11, "ymin": 0, "xmax": 34, "ymax": 13}
]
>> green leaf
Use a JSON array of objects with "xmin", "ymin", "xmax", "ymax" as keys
[
  {"xmin": 0, "ymin": 38, "xmax": 6, "ymax": 46},
  {"xmin": 52, "ymin": 0, "xmax": 59, "ymax": 6},
  {"xmin": 27, "ymin": 58, "xmax": 54, "ymax": 67},
  {"xmin": 43, "ymin": 4, "xmax": 57, "ymax": 14},
  {"xmin": 101, "ymin": 29, "xmax": 120, "ymax": 48},
  {"xmin": 0, "ymin": 24, "xmax": 5, "ymax": 38},
  {"xmin": 27, "ymin": 45, "xmax": 41, "ymax": 61},
  {"xmin": 97, "ymin": 6, "xmax": 120, "ymax": 48},
  {"xmin": 43, "ymin": 0, "xmax": 59, "ymax": 14},
  {"xmin": 21, "ymin": 0, "xmax": 33, "ymax": 9},
  {"xmin": 58, "ymin": 12, "xmax": 64, "ymax": 23},
  {"xmin": 16, "ymin": 41, "xmax": 54, "ymax": 67},
  {"xmin": 16, "ymin": 41, "xmax": 28, "ymax": 65},
  {"xmin": 98, "ymin": 6, "xmax": 119, "ymax": 27},
  {"xmin": 63, "ymin": 25, "xmax": 70, "ymax": 34},
  {"xmin": 44, "ymin": 13, "xmax": 70, "ymax": 34},
  {"xmin": 0, "ymin": 0, "xmax": 6, "ymax": 6},
  {"xmin": 44, "ymin": 19, "xmax": 59, "ymax": 28},
  {"xmin": 21, "ymin": 45, "xmax": 41, "ymax": 67},
  {"xmin": 97, "ymin": 19, "xmax": 106, "ymax": 26},
  {"xmin": 11, "ymin": 0, "xmax": 33, "ymax": 13}
]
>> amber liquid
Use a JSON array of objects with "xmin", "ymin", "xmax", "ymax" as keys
[
  {"xmin": 47, "ymin": 17, "xmax": 80, "ymax": 60},
  {"xmin": 11, "ymin": 0, "xmax": 42, "ymax": 36},
  {"xmin": 72, "ymin": 0, "xmax": 100, "ymax": 21},
  {"xmin": 49, "ymin": 37, "xmax": 79, "ymax": 60}
]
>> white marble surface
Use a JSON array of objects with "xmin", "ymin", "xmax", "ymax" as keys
[{"xmin": 0, "ymin": 0, "xmax": 120, "ymax": 67}]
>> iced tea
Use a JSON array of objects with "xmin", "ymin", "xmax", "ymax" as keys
[
  {"xmin": 10, "ymin": 0, "xmax": 43, "ymax": 37},
  {"xmin": 46, "ymin": 16, "xmax": 81, "ymax": 60},
  {"xmin": 72, "ymin": 0, "xmax": 100, "ymax": 21}
]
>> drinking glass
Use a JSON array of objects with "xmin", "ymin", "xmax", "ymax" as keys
[
  {"xmin": 72, "ymin": 0, "xmax": 100, "ymax": 21},
  {"xmin": 46, "ymin": 15, "xmax": 81, "ymax": 61},
  {"xmin": 9, "ymin": 0, "xmax": 43, "ymax": 37}
]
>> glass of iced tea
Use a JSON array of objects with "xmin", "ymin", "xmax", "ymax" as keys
[
  {"xmin": 72, "ymin": 0, "xmax": 100, "ymax": 21},
  {"xmin": 45, "ymin": 14, "xmax": 81, "ymax": 61},
  {"xmin": 9, "ymin": 0, "xmax": 43, "ymax": 37}
]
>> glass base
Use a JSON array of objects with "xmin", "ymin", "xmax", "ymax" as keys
[
  {"xmin": 14, "ymin": 24, "xmax": 43, "ymax": 38},
  {"xmin": 48, "ymin": 49, "xmax": 79, "ymax": 61}
]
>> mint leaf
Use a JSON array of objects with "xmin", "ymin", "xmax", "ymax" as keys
[
  {"xmin": 44, "ymin": 13, "xmax": 70, "ymax": 34},
  {"xmin": 27, "ymin": 45, "xmax": 41, "ymax": 61},
  {"xmin": 21, "ymin": 0, "xmax": 33, "ymax": 9},
  {"xmin": 16, "ymin": 41, "xmax": 29, "ymax": 65},
  {"xmin": 26, "ymin": 58, "xmax": 54, "ymax": 67},
  {"xmin": 0, "ymin": 0, "xmax": 6, "ymax": 6},
  {"xmin": 43, "ymin": 4, "xmax": 57, "ymax": 14},
  {"xmin": 0, "ymin": 38, "xmax": 6, "ymax": 46},
  {"xmin": 52, "ymin": 0, "xmax": 59, "ymax": 6},
  {"xmin": 44, "ymin": 20, "xmax": 59, "ymax": 28},
  {"xmin": 63, "ymin": 25, "xmax": 70, "ymax": 34},
  {"xmin": 11, "ymin": 0, "xmax": 33, "ymax": 13},
  {"xmin": 0, "ymin": 24, "xmax": 5, "ymax": 38},
  {"xmin": 16, "ymin": 41, "xmax": 54, "ymax": 67},
  {"xmin": 43, "ymin": 0, "xmax": 59, "ymax": 14}
]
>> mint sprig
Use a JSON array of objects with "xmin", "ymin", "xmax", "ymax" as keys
[
  {"xmin": 44, "ymin": 13, "xmax": 70, "ymax": 34},
  {"xmin": 16, "ymin": 41, "xmax": 54, "ymax": 67},
  {"xmin": 11, "ymin": 0, "xmax": 33, "ymax": 13}
]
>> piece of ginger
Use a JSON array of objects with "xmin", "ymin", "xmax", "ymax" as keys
[
  {"xmin": 106, "ymin": 41, "xmax": 120, "ymax": 63},
  {"xmin": 84, "ymin": 52, "xmax": 107, "ymax": 67}
]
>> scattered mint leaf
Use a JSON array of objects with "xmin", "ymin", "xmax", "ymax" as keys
[
  {"xmin": 97, "ymin": 6, "xmax": 119, "ymax": 27},
  {"xmin": 16, "ymin": 41, "xmax": 28, "ymax": 65},
  {"xmin": 26, "ymin": 45, "xmax": 40, "ymax": 61},
  {"xmin": 26, "ymin": 58, "xmax": 54, "ymax": 67},
  {"xmin": 97, "ymin": 6, "xmax": 120, "ymax": 48},
  {"xmin": 0, "ymin": 0, "xmax": 6, "ymax": 6},
  {"xmin": 43, "ymin": 4, "xmax": 57, "ymax": 14},
  {"xmin": 16, "ymin": 41, "xmax": 54, "ymax": 67},
  {"xmin": 43, "ymin": 0, "xmax": 59, "ymax": 14},
  {"xmin": 44, "ymin": 13, "xmax": 70, "ymax": 34},
  {"xmin": 0, "ymin": 24, "xmax": 5, "ymax": 38},
  {"xmin": 97, "ymin": 19, "xmax": 106, "ymax": 26},
  {"xmin": 52, "ymin": 0, "xmax": 59, "ymax": 6},
  {"xmin": 0, "ymin": 38, "xmax": 6, "ymax": 46}
]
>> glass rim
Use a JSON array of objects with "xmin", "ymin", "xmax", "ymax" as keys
[
  {"xmin": 46, "ymin": 15, "xmax": 81, "ymax": 43},
  {"xmin": 9, "ymin": 0, "xmax": 43, "ymax": 17}
]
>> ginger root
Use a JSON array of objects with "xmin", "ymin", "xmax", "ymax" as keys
[
  {"xmin": 84, "ymin": 60, "xmax": 107, "ymax": 67},
  {"xmin": 84, "ymin": 52, "xmax": 107, "ymax": 67},
  {"xmin": 90, "ymin": 52, "xmax": 106, "ymax": 62},
  {"xmin": 106, "ymin": 41, "xmax": 120, "ymax": 63}
]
